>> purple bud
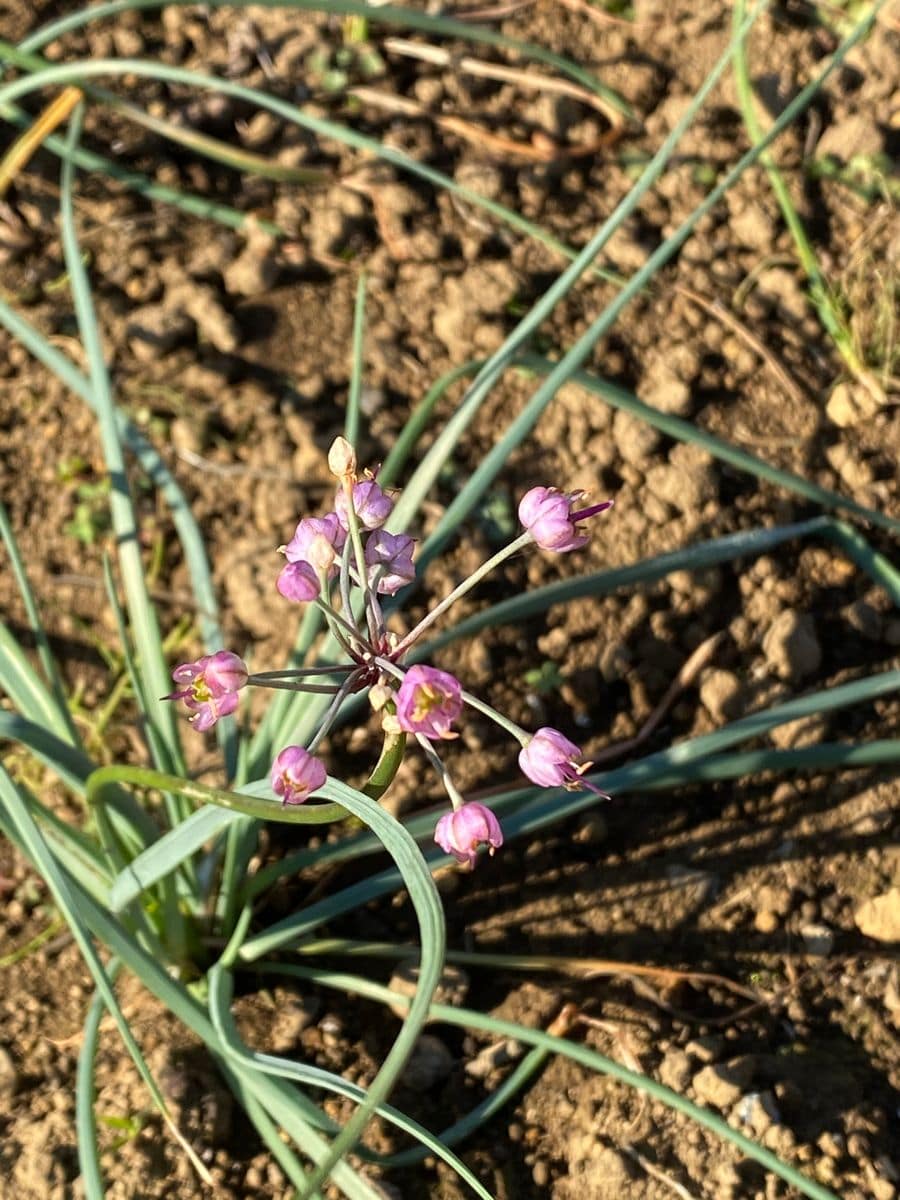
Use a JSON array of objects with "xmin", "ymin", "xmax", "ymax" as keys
[
  {"xmin": 165, "ymin": 650, "xmax": 248, "ymax": 730},
  {"xmin": 277, "ymin": 560, "xmax": 320, "ymax": 603},
  {"xmin": 434, "ymin": 802, "xmax": 503, "ymax": 867},
  {"xmin": 518, "ymin": 486, "xmax": 612, "ymax": 553},
  {"xmin": 519, "ymin": 727, "xmax": 607, "ymax": 794},
  {"xmin": 335, "ymin": 479, "xmax": 393, "ymax": 531},
  {"xmin": 364, "ymin": 530, "xmax": 416, "ymax": 595},
  {"xmin": 395, "ymin": 664, "xmax": 462, "ymax": 740},
  {"xmin": 283, "ymin": 513, "xmax": 346, "ymax": 565},
  {"xmin": 271, "ymin": 745, "xmax": 328, "ymax": 805}
]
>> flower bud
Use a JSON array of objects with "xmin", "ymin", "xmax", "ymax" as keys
[
  {"xmin": 434, "ymin": 802, "xmax": 503, "ymax": 867},
  {"xmin": 328, "ymin": 436, "xmax": 357, "ymax": 480},
  {"xmin": 271, "ymin": 745, "xmax": 327, "ymax": 805}
]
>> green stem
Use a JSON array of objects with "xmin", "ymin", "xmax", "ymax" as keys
[
  {"xmin": 394, "ymin": 531, "xmax": 532, "ymax": 656},
  {"xmin": 86, "ymin": 765, "xmax": 347, "ymax": 825}
]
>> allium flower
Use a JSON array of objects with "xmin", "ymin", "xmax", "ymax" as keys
[
  {"xmin": 519, "ymin": 727, "xmax": 606, "ymax": 793},
  {"xmin": 395, "ymin": 665, "xmax": 462, "ymax": 740},
  {"xmin": 277, "ymin": 559, "xmax": 320, "ymax": 602},
  {"xmin": 166, "ymin": 650, "xmax": 248, "ymax": 731},
  {"xmin": 518, "ymin": 486, "xmax": 612, "ymax": 552},
  {"xmin": 364, "ymin": 530, "xmax": 416, "ymax": 595},
  {"xmin": 271, "ymin": 745, "xmax": 327, "ymax": 805},
  {"xmin": 335, "ymin": 479, "xmax": 393, "ymax": 531},
  {"xmin": 435, "ymin": 802, "xmax": 503, "ymax": 867},
  {"xmin": 283, "ymin": 513, "xmax": 346, "ymax": 565}
]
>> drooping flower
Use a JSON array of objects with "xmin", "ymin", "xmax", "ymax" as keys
[
  {"xmin": 283, "ymin": 513, "xmax": 346, "ymax": 565},
  {"xmin": 434, "ymin": 802, "xmax": 503, "ymax": 867},
  {"xmin": 364, "ymin": 530, "xmax": 416, "ymax": 595},
  {"xmin": 271, "ymin": 745, "xmax": 327, "ymax": 805},
  {"xmin": 335, "ymin": 479, "xmax": 393, "ymax": 531},
  {"xmin": 519, "ymin": 727, "xmax": 607, "ymax": 794},
  {"xmin": 277, "ymin": 559, "xmax": 320, "ymax": 602},
  {"xmin": 518, "ymin": 486, "xmax": 612, "ymax": 552},
  {"xmin": 395, "ymin": 664, "xmax": 462, "ymax": 740},
  {"xmin": 166, "ymin": 650, "xmax": 248, "ymax": 731}
]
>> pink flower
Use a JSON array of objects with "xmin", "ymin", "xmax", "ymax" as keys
[
  {"xmin": 277, "ymin": 560, "xmax": 320, "ymax": 602},
  {"xmin": 434, "ymin": 803, "xmax": 503, "ymax": 867},
  {"xmin": 335, "ymin": 480, "xmax": 393, "ymax": 531},
  {"xmin": 395, "ymin": 665, "xmax": 462, "ymax": 740},
  {"xmin": 166, "ymin": 650, "xmax": 248, "ymax": 731},
  {"xmin": 271, "ymin": 745, "xmax": 327, "ymax": 805},
  {"xmin": 364, "ymin": 530, "xmax": 416, "ymax": 595},
  {"xmin": 519, "ymin": 727, "xmax": 607, "ymax": 794},
  {"xmin": 283, "ymin": 514, "xmax": 346, "ymax": 565},
  {"xmin": 518, "ymin": 487, "xmax": 612, "ymax": 552}
]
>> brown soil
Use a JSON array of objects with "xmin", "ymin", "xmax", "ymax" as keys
[{"xmin": 1, "ymin": 2, "xmax": 899, "ymax": 1199}]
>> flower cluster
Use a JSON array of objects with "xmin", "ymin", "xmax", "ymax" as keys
[{"xmin": 166, "ymin": 440, "xmax": 613, "ymax": 867}]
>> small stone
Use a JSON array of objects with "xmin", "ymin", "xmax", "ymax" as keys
[
  {"xmin": 0, "ymin": 1046, "xmax": 18, "ymax": 1097},
  {"xmin": 737, "ymin": 1089, "xmax": 781, "ymax": 1137},
  {"xmin": 844, "ymin": 600, "xmax": 883, "ymax": 641},
  {"xmin": 762, "ymin": 610, "xmax": 822, "ymax": 681},
  {"xmin": 659, "ymin": 1048, "xmax": 692, "ymax": 1092},
  {"xmin": 699, "ymin": 669, "xmax": 743, "ymax": 722},
  {"xmin": 532, "ymin": 1161, "xmax": 550, "ymax": 1188},
  {"xmin": 127, "ymin": 303, "xmax": 193, "ymax": 360},
  {"xmin": 854, "ymin": 889, "xmax": 900, "ymax": 943},
  {"xmin": 800, "ymin": 922, "xmax": 835, "ymax": 956},
  {"xmin": 754, "ymin": 909, "xmax": 779, "ymax": 934},
  {"xmin": 693, "ymin": 1058, "xmax": 756, "ymax": 1109},
  {"xmin": 401, "ymin": 1035, "xmax": 454, "ymax": 1092},
  {"xmin": 465, "ymin": 1038, "xmax": 522, "ymax": 1079},
  {"xmin": 826, "ymin": 380, "xmax": 883, "ymax": 428}
]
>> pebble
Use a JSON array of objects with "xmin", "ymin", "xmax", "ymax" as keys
[
  {"xmin": 532, "ymin": 1160, "xmax": 550, "ymax": 1187},
  {"xmin": 126, "ymin": 303, "xmax": 193, "ymax": 360},
  {"xmin": 754, "ymin": 909, "xmax": 779, "ymax": 934},
  {"xmin": 737, "ymin": 1089, "xmax": 781, "ymax": 1136},
  {"xmin": 699, "ymin": 668, "xmax": 743, "ymax": 722},
  {"xmin": 762, "ymin": 610, "xmax": 822, "ymax": 681},
  {"xmin": 843, "ymin": 600, "xmax": 883, "ymax": 641},
  {"xmin": 854, "ymin": 889, "xmax": 900, "ymax": 943},
  {"xmin": 693, "ymin": 1058, "xmax": 756, "ymax": 1108},
  {"xmin": 826, "ymin": 380, "xmax": 883, "ymax": 427},
  {"xmin": 401, "ymin": 1034, "xmax": 454, "ymax": 1092},
  {"xmin": 800, "ymin": 922, "xmax": 835, "ymax": 956},
  {"xmin": 465, "ymin": 1038, "xmax": 522, "ymax": 1079},
  {"xmin": 659, "ymin": 1048, "xmax": 692, "ymax": 1092}
]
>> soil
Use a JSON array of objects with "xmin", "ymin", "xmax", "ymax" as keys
[{"xmin": 1, "ymin": 2, "xmax": 900, "ymax": 1199}]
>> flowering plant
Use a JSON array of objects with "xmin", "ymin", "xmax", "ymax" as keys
[
  {"xmin": 0, "ymin": 6, "xmax": 892, "ymax": 1200},
  {"xmin": 167, "ymin": 439, "xmax": 613, "ymax": 867}
]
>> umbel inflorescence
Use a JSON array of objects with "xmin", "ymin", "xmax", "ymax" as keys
[{"xmin": 166, "ymin": 439, "xmax": 613, "ymax": 868}]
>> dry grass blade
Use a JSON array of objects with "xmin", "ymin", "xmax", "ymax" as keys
[
  {"xmin": 383, "ymin": 35, "xmax": 629, "ymax": 126},
  {"xmin": 349, "ymin": 85, "xmax": 620, "ymax": 160},
  {"xmin": 591, "ymin": 633, "xmax": 723, "ymax": 765},
  {"xmin": 674, "ymin": 284, "xmax": 808, "ymax": 406},
  {"xmin": 0, "ymin": 86, "xmax": 82, "ymax": 197}
]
